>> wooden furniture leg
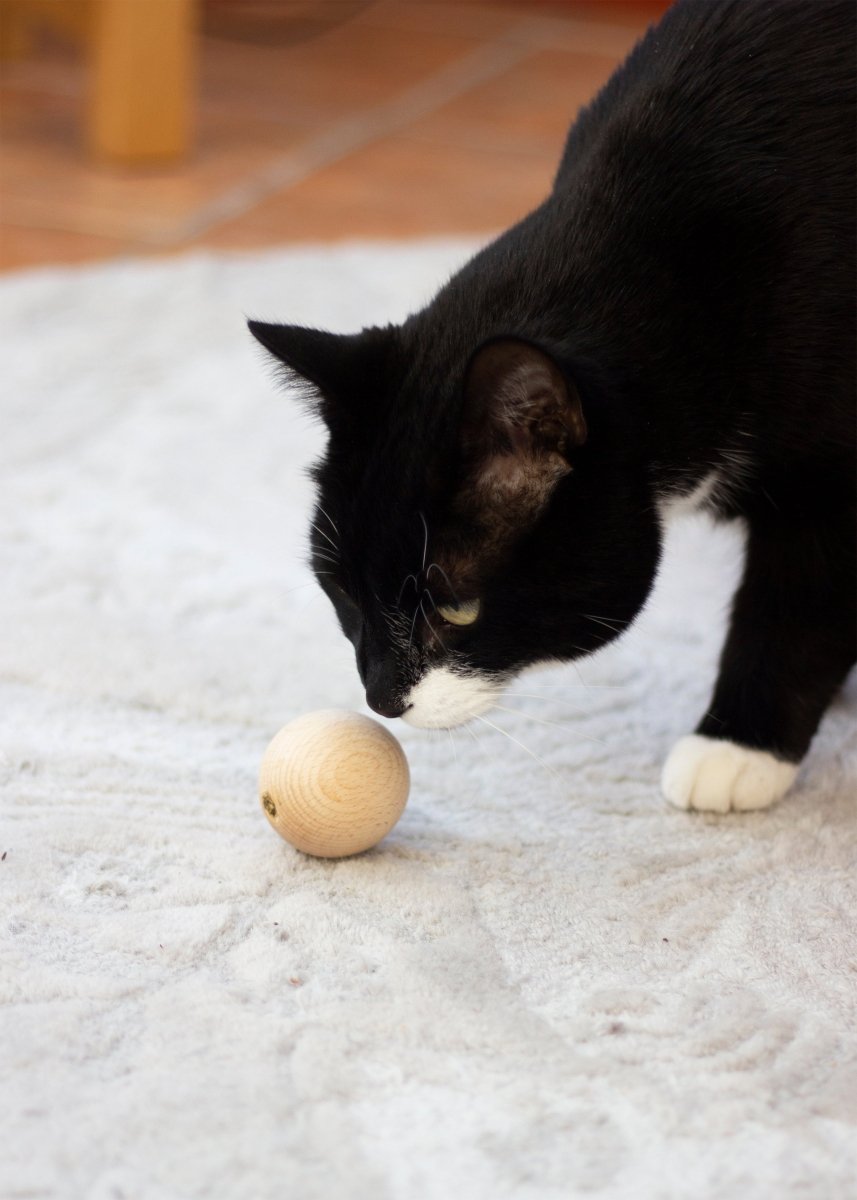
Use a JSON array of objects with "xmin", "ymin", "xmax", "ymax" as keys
[
  {"xmin": 88, "ymin": 0, "xmax": 195, "ymax": 164},
  {"xmin": 0, "ymin": 2, "xmax": 33, "ymax": 59}
]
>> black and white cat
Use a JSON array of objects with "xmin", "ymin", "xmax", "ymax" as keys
[{"xmin": 250, "ymin": 0, "xmax": 855, "ymax": 814}]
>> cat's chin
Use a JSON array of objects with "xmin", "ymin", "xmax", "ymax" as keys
[{"xmin": 400, "ymin": 665, "xmax": 503, "ymax": 730}]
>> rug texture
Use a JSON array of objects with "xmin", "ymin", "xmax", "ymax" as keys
[{"xmin": 1, "ymin": 242, "xmax": 855, "ymax": 1200}]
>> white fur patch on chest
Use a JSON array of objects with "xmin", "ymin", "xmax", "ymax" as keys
[
  {"xmin": 657, "ymin": 442, "xmax": 756, "ymax": 524},
  {"xmin": 402, "ymin": 665, "xmax": 500, "ymax": 729},
  {"xmin": 657, "ymin": 471, "xmax": 722, "ymax": 522}
]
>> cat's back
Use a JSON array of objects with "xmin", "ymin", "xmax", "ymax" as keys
[
  {"xmin": 542, "ymin": 0, "xmax": 854, "ymax": 473},
  {"xmin": 556, "ymin": 0, "xmax": 855, "ymax": 207}
]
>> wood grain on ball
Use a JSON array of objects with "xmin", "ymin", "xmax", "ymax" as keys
[{"xmin": 259, "ymin": 709, "xmax": 409, "ymax": 858}]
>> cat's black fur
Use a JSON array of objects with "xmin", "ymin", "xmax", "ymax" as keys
[{"xmin": 250, "ymin": 0, "xmax": 855, "ymax": 804}]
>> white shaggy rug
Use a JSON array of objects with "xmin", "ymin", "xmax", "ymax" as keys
[{"xmin": 1, "ymin": 241, "xmax": 855, "ymax": 1200}]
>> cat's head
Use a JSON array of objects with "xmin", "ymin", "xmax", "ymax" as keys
[{"xmin": 249, "ymin": 319, "xmax": 659, "ymax": 728}]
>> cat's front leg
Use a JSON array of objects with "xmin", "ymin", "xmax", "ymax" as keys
[{"xmin": 662, "ymin": 505, "xmax": 856, "ymax": 813}]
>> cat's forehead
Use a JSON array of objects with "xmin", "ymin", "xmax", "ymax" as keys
[{"xmin": 316, "ymin": 490, "xmax": 474, "ymax": 604}]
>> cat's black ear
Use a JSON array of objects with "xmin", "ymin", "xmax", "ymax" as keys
[
  {"xmin": 458, "ymin": 338, "xmax": 586, "ymax": 519},
  {"xmin": 247, "ymin": 320, "xmax": 390, "ymax": 421}
]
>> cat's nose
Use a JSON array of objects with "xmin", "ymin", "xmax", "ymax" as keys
[
  {"xmin": 364, "ymin": 655, "xmax": 411, "ymax": 719},
  {"xmin": 366, "ymin": 692, "xmax": 412, "ymax": 720}
]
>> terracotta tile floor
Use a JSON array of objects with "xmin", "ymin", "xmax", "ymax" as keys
[{"xmin": 0, "ymin": 0, "xmax": 668, "ymax": 272}]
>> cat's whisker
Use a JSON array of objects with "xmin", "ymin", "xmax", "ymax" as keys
[
  {"xmin": 426, "ymin": 561, "xmax": 459, "ymax": 604},
  {"xmin": 569, "ymin": 658, "xmax": 612, "ymax": 691},
  {"xmin": 493, "ymin": 704, "xmax": 570, "ymax": 728},
  {"xmin": 397, "ymin": 572, "xmax": 419, "ymax": 608},
  {"xmin": 419, "ymin": 511, "xmax": 429, "ymax": 573},
  {"xmin": 504, "ymin": 686, "xmax": 624, "ymax": 696},
  {"xmin": 507, "ymin": 691, "xmax": 621, "ymax": 707},
  {"xmin": 582, "ymin": 613, "xmax": 625, "ymax": 635},
  {"xmin": 374, "ymin": 590, "xmax": 394, "ymax": 626},
  {"xmin": 420, "ymin": 596, "xmax": 447, "ymax": 652},
  {"xmin": 408, "ymin": 598, "xmax": 421, "ymax": 653},
  {"xmin": 447, "ymin": 727, "xmax": 459, "ymax": 764},
  {"xmin": 284, "ymin": 579, "xmax": 329, "ymax": 596},
  {"xmin": 502, "ymin": 691, "xmax": 591, "ymax": 713},
  {"xmin": 296, "ymin": 590, "xmax": 326, "ymax": 611},
  {"xmin": 316, "ymin": 504, "xmax": 340, "ymax": 538},
  {"xmin": 304, "ymin": 556, "xmax": 335, "ymax": 575},
  {"xmin": 506, "ymin": 689, "xmax": 625, "ymax": 717},
  {"xmin": 310, "ymin": 522, "xmax": 338, "ymax": 552},
  {"xmin": 474, "ymin": 714, "xmax": 561, "ymax": 786},
  {"xmin": 492, "ymin": 703, "xmax": 609, "ymax": 746},
  {"xmin": 423, "ymin": 586, "xmax": 449, "ymax": 642}
]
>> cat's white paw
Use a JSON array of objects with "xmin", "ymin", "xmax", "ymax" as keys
[{"xmin": 662, "ymin": 734, "xmax": 798, "ymax": 813}]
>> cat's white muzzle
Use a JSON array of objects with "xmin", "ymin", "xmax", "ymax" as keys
[{"xmin": 401, "ymin": 665, "xmax": 500, "ymax": 729}]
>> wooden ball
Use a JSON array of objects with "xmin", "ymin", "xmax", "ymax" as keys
[{"xmin": 259, "ymin": 709, "xmax": 410, "ymax": 858}]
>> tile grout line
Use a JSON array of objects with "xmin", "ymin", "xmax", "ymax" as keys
[
  {"xmin": 166, "ymin": 32, "xmax": 541, "ymax": 246},
  {"xmin": 368, "ymin": 10, "xmax": 644, "ymax": 59},
  {"xmin": 170, "ymin": 13, "xmax": 642, "ymax": 247}
]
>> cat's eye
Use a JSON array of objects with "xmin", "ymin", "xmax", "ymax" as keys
[{"xmin": 437, "ymin": 598, "xmax": 482, "ymax": 626}]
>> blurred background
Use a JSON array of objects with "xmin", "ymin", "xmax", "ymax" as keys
[{"xmin": 0, "ymin": 0, "xmax": 669, "ymax": 273}]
